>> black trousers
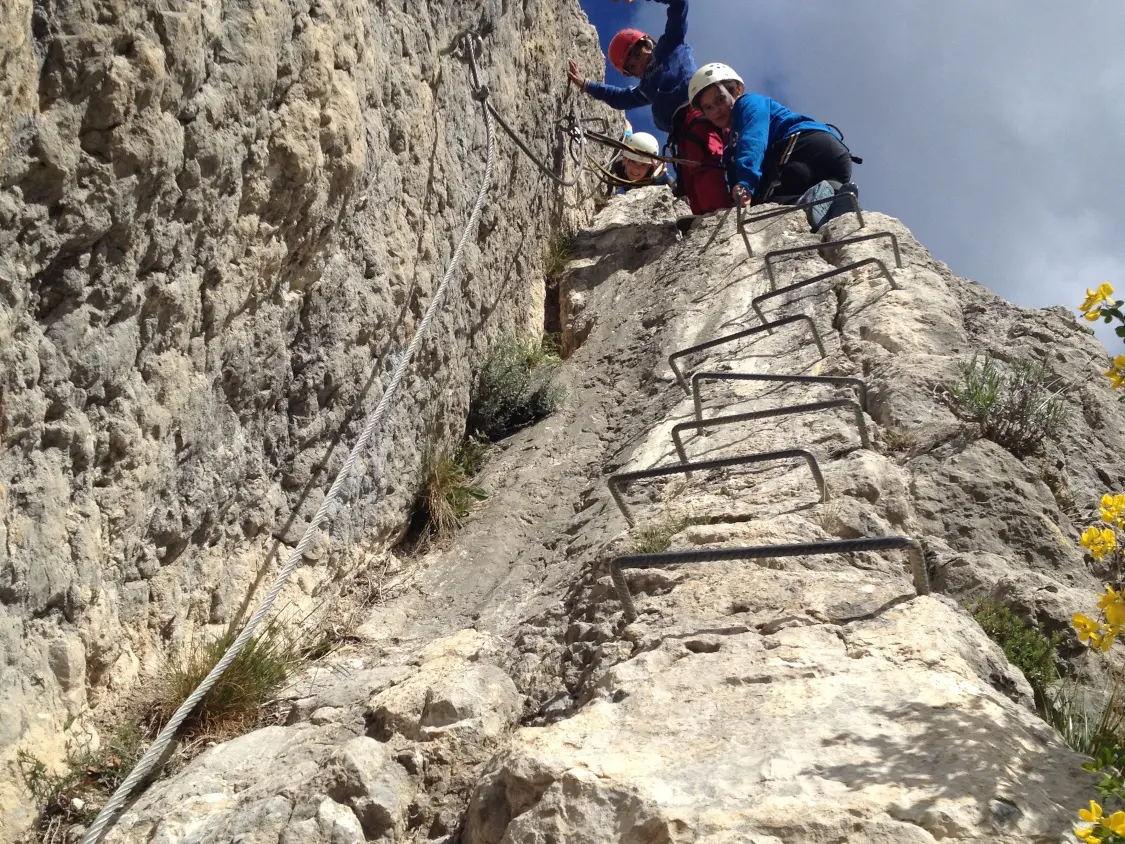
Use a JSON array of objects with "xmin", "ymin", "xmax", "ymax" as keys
[{"xmin": 755, "ymin": 130, "xmax": 853, "ymax": 205}]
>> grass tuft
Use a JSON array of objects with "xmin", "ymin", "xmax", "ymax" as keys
[
  {"xmin": 421, "ymin": 435, "xmax": 489, "ymax": 540},
  {"xmin": 1049, "ymin": 677, "xmax": 1125, "ymax": 759},
  {"xmin": 545, "ymin": 230, "xmax": 576, "ymax": 286},
  {"xmin": 630, "ymin": 516, "xmax": 711, "ymax": 555},
  {"xmin": 972, "ymin": 600, "xmax": 1063, "ymax": 706},
  {"xmin": 147, "ymin": 618, "xmax": 314, "ymax": 740}
]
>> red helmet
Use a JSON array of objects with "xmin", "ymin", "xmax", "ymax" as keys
[{"xmin": 608, "ymin": 29, "xmax": 648, "ymax": 74}]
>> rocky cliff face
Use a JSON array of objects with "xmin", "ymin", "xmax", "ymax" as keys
[
  {"xmin": 0, "ymin": 0, "xmax": 609, "ymax": 835},
  {"xmin": 86, "ymin": 190, "xmax": 1125, "ymax": 844}
]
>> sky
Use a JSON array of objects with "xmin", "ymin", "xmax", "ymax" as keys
[{"xmin": 574, "ymin": 0, "xmax": 1125, "ymax": 350}]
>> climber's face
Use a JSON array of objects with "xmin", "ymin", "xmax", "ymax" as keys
[
  {"xmin": 624, "ymin": 158, "xmax": 652, "ymax": 181},
  {"xmin": 698, "ymin": 82, "xmax": 742, "ymax": 130},
  {"xmin": 623, "ymin": 39, "xmax": 654, "ymax": 77}
]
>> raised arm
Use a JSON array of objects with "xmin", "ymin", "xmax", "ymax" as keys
[
  {"xmin": 729, "ymin": 95, "xmax": 771, "ymax": 197},
  {"xmin": 656, "ymin": 0, "xmax": 688, "ymax": 53},
  {"xmin": 583, "ymin": 78, "xmax": 651, "ymax": 111},
  {"xmin": 567, "ymin": 58, "xmax": 650, "ymax": 110},
  {"xmin": 613, "ymin": 0, "xmax": 688, "ymax": 55}
]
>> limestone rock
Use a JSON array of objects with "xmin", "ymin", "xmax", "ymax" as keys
[
  {"xmin": 6, "ymin": 50, "xmax": 1125, "ymax": 844},
  {"xmin": 102, "ymin": 723, "xmax": 372, "ymax": 844},
  {"xmin": 465, "ymin": 600, "xmax": 1089, "ymax": 844},
  {"xmin": 324, "ymin": 737, "xmax": 413, "ymax": 841},
  {"xmin": 0, "ymin": 0, "xmax": 611, "ymax": 832},
  {"xmin": 366, "ymin": 630, "xmax": 522, "ymax": 743}
]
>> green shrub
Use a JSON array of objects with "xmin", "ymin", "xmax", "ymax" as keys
[
  {"xmin": 948, "ymin": 355, "xmax": 1068, "ymax": 457},
  {"xmin": 971, "ymin": 600, "xmax": 1062, "ymax": 706},
  {"xmin": 468, "ymin": 336, "xmax": 566, "ymax": 440}
]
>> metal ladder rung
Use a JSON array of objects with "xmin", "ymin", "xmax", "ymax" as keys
[
  {"xmin": 752, "ymin": 257, "xmax": 900, "ymax": 327},
  {"xmin": 610, "ymin": 536, "xmax": 929, "ymax": 623},
  {"xmin": 737, "ymin": 193, "xmax": 865, "ymax": 258},
  {"xmin": 669, "ymin": 314, "xmax": 826, "ymax": 395},
  {"xmin": 764, "ymin": 231, "xmax": 902, "ymax": 286},
  {"xmin": 671, "ymin": 398, "xmax": 871, "ymax": 464},
  {"xmin": 608, "ymin": 449, "xmax": 827, "ymax": 528},
  {"xmin": 691, "ymin": 372, "xmax": 868, "ymax": 424}
]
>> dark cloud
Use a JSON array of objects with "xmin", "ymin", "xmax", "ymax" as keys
[{"xmin": 625, "ymin": 0, "xmax": 1125, "ymax": 348}]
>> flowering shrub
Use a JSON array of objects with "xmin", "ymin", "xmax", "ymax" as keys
[
  {"xmin": 1078, "ymin": 283, "xmax": 1125, "ymax": 401},
  {"xmin": 1072, "ymin": 493, "xmax": 1125, "ymax": 842},
  {"xmin": 1076, "ymin": 800, "xmax": 1125, "ymax": 844}
]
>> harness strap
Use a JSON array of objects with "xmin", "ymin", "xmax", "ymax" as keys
[{"xmin": 759, "ymin": 132, "xmax": 801, "ymax": 204}]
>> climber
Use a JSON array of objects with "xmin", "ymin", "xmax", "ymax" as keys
[
  {"xmin": 688, "ymin": 62, "xmax": 860, "ymax": 232},
  {"xmin": 609, "ymin": 132, "xmax": 672, "ymax": 193},
  {"xmin": 564, "ymin": 0, "xmax": 731, "ymax": 215}
]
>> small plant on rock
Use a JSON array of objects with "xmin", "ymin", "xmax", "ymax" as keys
[
  {"xmin": 468, "ymin": 335, "xmax": 566, "ymax": 441},
  {"xmin": 17, "ymin": 723, "xmax": 147, "ymax": 840},
  {"xmin": 148, "ymin": 618, "xmax": 315, "ymax": 740},
  {"xmin": 971, "ymin": 600, "xmax": 1063, "ymax": 708},
  {"xmin": 545, "ymin": 229, "xmax": 576, "ymax": 286},
  {"xmin": 630, "ymin": 515, "xmax": 710, "ymax": 555},
  {"xmin": 947, "ymin": 354, "xmax": 1068, "ymax": 457},
  {"xmin": 420, "ymin": 434, "xmax": 489, "ymax": 539}
]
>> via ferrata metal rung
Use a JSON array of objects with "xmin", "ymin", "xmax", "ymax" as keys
[
  {"xmin": 751, "ymin": 257, "xmax": 900, "ymax": 327},
  {"xmin": 764, "ymin": 231, "xmax": 902, "ymax": 287},
  {"xmin": 608, "ymin": 449, "xmax": 827, "ymax": 528},
  {"xmin": 671, "ymin": 398, "xmax": 871, "ymax": 464},
  {"xmin": 691, "ymin": 372, "xmax": 868, "ymax": 424},
  {"xmin": 609, "ymin": 535, "xmax": 930, "ymax": 623},
  {"xmin": 736, "ymin": 193, "xmax": 865, "ymax": 258},
  {"xmin": 669, "ymin": 314, "xmax": 827, "ymax": 394}
]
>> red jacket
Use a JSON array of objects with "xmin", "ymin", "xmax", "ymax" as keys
[{"xmin": 674, "ymin": 107, "xmax": 731, "ymax": 215}]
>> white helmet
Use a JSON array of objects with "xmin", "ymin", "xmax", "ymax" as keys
[
  {"xmin": 622, "ymin": 132, "xmax": 660, "ymax": 163},
  {"xmin": 689, "ymin": 62, "xmax": 744, "ymax": 106}
]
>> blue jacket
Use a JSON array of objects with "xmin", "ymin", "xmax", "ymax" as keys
[
  {"xmin": 584, "ymin": 0, "xmax": 695, "ymax": 133},
  {"xmin": 725, "ymin": 93, "xmax": 837, "ymax": 195}
]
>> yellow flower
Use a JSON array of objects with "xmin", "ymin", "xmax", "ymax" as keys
[
  {"xmin": 1105, "ymin": 602, "xmax": 1125, "ymax": 633},
  {"xmin": 1106, "ymin": 357, "xmax": 1125, "ymax": 391},
  {"xmin": 1100, "ymin": 588, "xmax": 1125, "ymax": 633},
  {"xmin": 1080, "ymin": 801, "xmax": 1104, "ymax": 824},
  {"xmin": 1099, "ymin": 629, "xmax": 1117, "ymax": 652},
  {"xmin": 1102, "ymin": 494, "xmax": 1125, "ymax": 524},
  {"xmin": 1086, "ymin": 309, "xmax": 1104, "ymax": 322},
  {"xmin": 1076, "ymin": 825, "xmax": 1102, "ymax": 844},
  {"xmin": 1074, "ymin": 613, "xmax": 1107, "ymax": 648},
  {"xmin": 1105, "ymin": 811, "xmax": 1125, "ymax": 835},
  {"xmin": 1081, "ymin": 283, "xmax": 1115, "ymax": 315},
  {"xmin": 1081, "ymin": 526, "xmax": 1118, "ymax": 562}
]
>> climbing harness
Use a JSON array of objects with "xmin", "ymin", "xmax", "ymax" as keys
[
  {"xmin": 606, "ymin": 203, "xmax": 931, "ymax": 623},
  {"xmin": 758, "ymin": 132, "xmax": 801, "ymax": 204},
  {"xmin": 82, "ymin": 31, "xmax": 500, "ymax": 844}
]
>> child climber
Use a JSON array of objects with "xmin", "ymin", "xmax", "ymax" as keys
[
  {"xmin": 688, "ymin": 63, "xmax": 859, "ymax": 230},
  {"xmin": 565, "ymin": 0, "xmax": 729, "ymax": 215},
  {"xmin": 609, "ymin": 132, "xmax": 672, "ymax": 193}
]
